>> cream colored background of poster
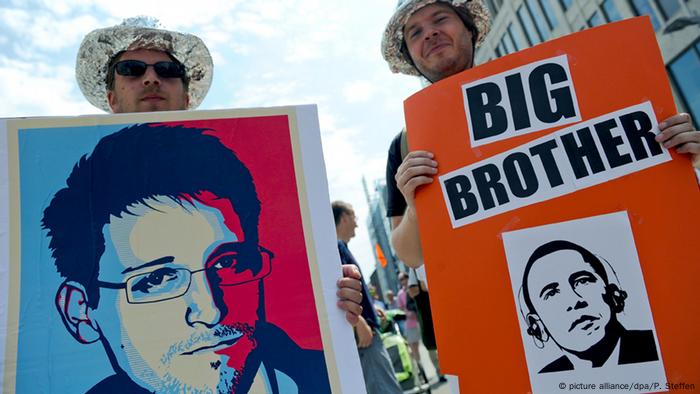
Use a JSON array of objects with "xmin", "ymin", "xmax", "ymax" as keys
[
  {"xmin": 1, "ymin": 106, "xmax": 364, "ymax": 393},
  {"xmin": 502, "ymin": 211, "xmax": 665, "ymax": 394},
  {"xmin": 0, "ymin": 119, "xmax": 8, "ymax": 392},
  {"xmin": 292, "ymin": 105, "xmax": 365, "ymax": 393}
]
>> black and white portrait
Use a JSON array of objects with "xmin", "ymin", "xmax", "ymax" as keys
[{"xmin": 502, "ymin": 211, "xmax": 665, "ymax": 393}]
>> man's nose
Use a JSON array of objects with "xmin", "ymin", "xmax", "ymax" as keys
[
  {"xmin": 141, "ymin": 65, "xmax": 161, "ymax": 86},
  {"xmin": 567, "ymin": 299, "xmax": 588, "ymax": 312},
  {"xmin": 424, "ymin": 28, "xmax": 439, "ymax": 41},
  {"xmin": 185, "ymin": 274, "xmax": 222, "ymax": 328}
]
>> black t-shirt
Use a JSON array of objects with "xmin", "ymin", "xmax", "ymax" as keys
[{"xmin": 385, "ymin": 131, "xmax": 406, "ymax": 218}]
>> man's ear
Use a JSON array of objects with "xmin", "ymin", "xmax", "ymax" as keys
[
  {"xmin": 107, "ymin": 90, "xmax": 118, "ymax": 112},
  {"xmin": 55, "ymin": 281, "xmax": 101, "ymax": 344},
  {"xmin": 526, "ymin": 313, "xmax": 549, "ymax": 347}
]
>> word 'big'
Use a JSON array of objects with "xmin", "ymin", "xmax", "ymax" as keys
[{"xmin": 462, "ymin": 55, "xmax": 581, "ymax": 147}]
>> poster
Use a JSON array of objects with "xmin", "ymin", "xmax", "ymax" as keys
[
  {"xmin": 404, "ymin": 18, "xmax": 699, "ymax": 393},
  {"xmin": 0, "ymin": 106, "xmax": 363, "ymax": 393}
]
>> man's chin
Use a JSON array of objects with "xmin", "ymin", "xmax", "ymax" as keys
[
  {"xmin": 136, "ymin": 101, "xmax": 173, "ymax": 112},
  {"xmin": 156, "ymin": 353, "xmax": 236, "ymax": 392}
]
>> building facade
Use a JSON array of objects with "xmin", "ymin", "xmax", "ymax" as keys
[
  {"xmin": 476, "ymin": 0, "xmax": 699, "ymax": 122},
  {"xmin": 363, "ymin": 177, "xmax": 406, "ymax": 303}
]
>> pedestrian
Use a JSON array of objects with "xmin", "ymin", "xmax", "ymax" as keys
[{"xmin": 333, "ymin": 200, "xmax": 403, "ymax": 394}]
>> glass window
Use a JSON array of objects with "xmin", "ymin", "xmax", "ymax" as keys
[
  {"xmin": 588, "ymin": 10, "xmax": 605, "ymax": 26},
  {"xmin": 668, "ymin": 43, "xmax": 700, "ymax": 124},
  {"xmin": 501, "ymin": 32, "xmax": 516, "ymax": 54},
  {"xmin": 559, "ymin": 0, "xmax": 573, "ymax": 10},
  {"xmin": 655, "ymin": 0, "xmax": 681, "ymax": 19},
  {"xmin": 538, "ymin": 0, "xmax": 559, "ymax": 29},
  {"xmin": 498, "ymin": 40, "xmax": 508, "ymax": 55},
  {"xmin": 508, "ymin": 23, "xmax": 525, "ymax": 51},
  {"xmin": 630, "ymin": 0, "xmax": 661, "ymax": 30},
  {"xmin": 518, "ymin": 4, "xmax": 542, "ymax": 45},
  {"xmin": 602, "ymin": 0, "xmax": 623, "ymax": 22},
  {"xmin": 485, "ymin": 0, "xmax": 498, "ymax": 17},
  {"xmin": 527, "ymin": 0, "xmax": 552, "ymax": 40}
]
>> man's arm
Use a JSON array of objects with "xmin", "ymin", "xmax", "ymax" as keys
[
  {"xmin": 390, "ymin": 150, "xmax": 437, "ymax": 268},
  {"xmin": 354, "ymin": 315, "xmax": 374, "ymax": 348},
  {"xmin": 390, "ymin": 211, "xmax": 423, "ymax": 268}
]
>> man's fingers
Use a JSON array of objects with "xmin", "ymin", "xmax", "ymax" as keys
[
  {"xmin": 403, "ymin": 176, "xmax": 434, "ymax": 191},
  {"xmin": 403, "ymin": 150, "xmax": 435, "ymax": 161},
  {"xmin": 656, "ymin": 122, "xmax": 696, "ymax": 144},
  {"xmin": 337, "ymin": 299, "xmax": 363, "ymax": 316},
  {"xmin": 400, "ymin": 164, "xmax": 438, "ymax": 180},
  {"xmin": 662, "ymin": 130, "xmax": 700, "ymax": 150},
  {"xmin": 659, "ymin": 113, "xmax": 693, "ymax": 130},
  {"xmin": 336, "ymin": 287, "xmax": 363, "ymax": 304},
  {"xmin": 676, "ymin": 142, "xmax": 700, "ymax": 155},
  {"xmin": 341, "ymin": 264, "xmax": 362, "ymax": 280},
  {"xmin": 344, "ymin": 311, "xmax": 359, "ymax": 327}
]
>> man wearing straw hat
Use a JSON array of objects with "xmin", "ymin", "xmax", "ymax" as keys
[
  {"xmin": 75, "ymin": 15, "xmax": 363, "ymax": 324},
  {"xmin": 381, "ymin": 0, "xmax": 700, "ymax": 269},
  {"xmin": 52, "ymin": 16, "xmax": 365, "ymax": 392}
]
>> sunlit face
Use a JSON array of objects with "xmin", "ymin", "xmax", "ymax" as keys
[
  {"xmin": 403, "ymin": 3, "xmax": 474, "ymax": 82},
  {"xmin": 94, "ymin": 197, "xmax": 262, "ymax": 392},
  {"xmin": 343, "ymin": 209, "xmax": 358, "ymax": 239},
  {"xmin": 399, "ymin": 276, "xmax": 408, "ymax": 289},
  {"xmin": 107, "ymin": 49, "xmax": 189, "ymax": 113},
  {"xmin": 527, "ymin": 250, "xmax": 612, "ymax": 353}
]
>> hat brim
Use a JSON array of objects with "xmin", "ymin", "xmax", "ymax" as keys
[
  {"xmin": 381, "ymin": 0, "xmax": 491, "ymax": 76},
  {"xmin": 76, "ymin": 25, "xmax": 213, "ymax": 112}
]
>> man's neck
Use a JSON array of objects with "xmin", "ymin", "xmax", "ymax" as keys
[{"xmin": 336, "ymin": 231, "xmax": 351, "ymax": 244}]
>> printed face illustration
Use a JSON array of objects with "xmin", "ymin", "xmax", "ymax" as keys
[
  {"xmin": 526, "ymin": 249, "xmax": 612, "ymax": 353},
  {"xmin": 93, "ymin": 197, "xmax": 268, "ymax": 392}
]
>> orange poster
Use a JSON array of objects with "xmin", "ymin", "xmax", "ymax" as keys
[{"xmin": 404, "ymin": 18, "xmax": 699, "ymax": 393}]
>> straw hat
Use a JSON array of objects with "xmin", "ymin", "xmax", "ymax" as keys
[
  {"xmin": 76, "ymin": 16, "xmax": 213, "ymax": 112},
  {"xmin": 381, "ymin": 0, "xmax": 491, "ymax": 76}
]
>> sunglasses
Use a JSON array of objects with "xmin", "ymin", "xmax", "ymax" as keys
[{"xmin": 114, "ymin": 60, "xmax": 186, "ymax": 79}]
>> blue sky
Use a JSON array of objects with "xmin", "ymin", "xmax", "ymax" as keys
[{"xmin": 0, "ymin": 0, "xmax": 424, "ymax": 275}]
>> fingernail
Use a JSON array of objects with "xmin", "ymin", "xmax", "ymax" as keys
[{"xmin": 659, "ymin": 122, "xmax": 667, "ymax": 129}]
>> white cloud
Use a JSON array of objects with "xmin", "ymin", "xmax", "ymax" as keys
[
  {"xmin": 0, "ymin": 9, "xmax": 99, "ymax": 53},
  {"xmin": 0, "ymin": 57, "xmax": 97, "ymax": 117},
  {"xmin": 342, "ymin": 80, "xmax": 377, "ymax": 103},
  {"xmin": 89, "ymin": 0, "xmax": 244, "ymax": 28}
]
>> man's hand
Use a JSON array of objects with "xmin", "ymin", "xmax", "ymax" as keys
[
  {"xmin": 355, "ymin": 315, "xmax": 374, "ymax": 348},
  {"xmin": 395, "ymin": 150, "xmax": 438, "ymax": 209},
  {"xmin": 375, "ymin": 306, "xmax": 387, "ymax": 323},
  {"xmin": 337, "ymin": 264, "xmax": 363, "ymax": 326},
  {"xmin": 656, "ymin": 113, "xmax": 699, "ymax": 160}
]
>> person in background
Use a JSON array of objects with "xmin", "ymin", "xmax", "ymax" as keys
[{"xmin": 333, "ymin": 201, "xmax": 402, "ymax": 394}]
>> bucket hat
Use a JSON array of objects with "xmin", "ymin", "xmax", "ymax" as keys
[
  {"xmin": 76, "ymin": 16, "xmax": 213, "ymax": 112},
  {"xmin": 382, "ymin": 0, "xmax": 491, "ymax": 76}
]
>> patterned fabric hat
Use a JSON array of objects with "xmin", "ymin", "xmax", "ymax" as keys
[
  {"xmin": 76, "ymin": 16, "xmax": 213, "ymax": 112},
  {"xmin": 381, "ymin": 0, "xmax": 491, "ymax": 76}
]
